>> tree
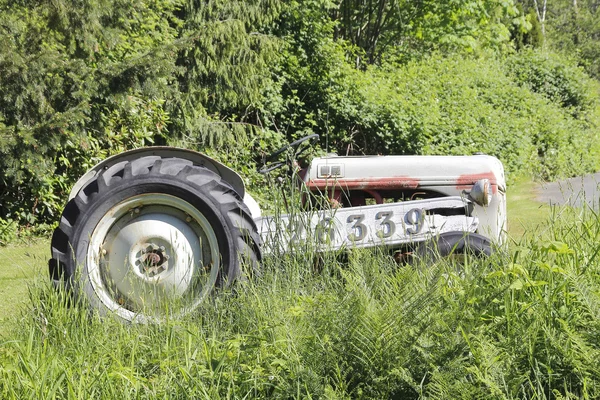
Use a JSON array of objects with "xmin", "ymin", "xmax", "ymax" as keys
[
  {"xmin": 333, "ymin": 0, "xmax": 521, "ymax": 66},
  {"xmin": 547, "ymin": 0, "xmax": 600, "ymax": 79},
  {"xmin": 172, "ymin": 0, "xmax": 283, "ymax": 145},
  {"xmin": 515, "ymin": 0, "xmax": 600, "ymax": 78},
  {"xmin": 0, "ymin": 0, "xmax": 284, "ymax": 225}
]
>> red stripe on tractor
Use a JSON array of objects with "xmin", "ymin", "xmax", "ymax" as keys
[
  {"xmin": 307, "ymin": 177, "xmax": 420, "ymax": 191},
  {"xmin": 456, "ymin": 171, "xmax": 498, "ymax": 194}
]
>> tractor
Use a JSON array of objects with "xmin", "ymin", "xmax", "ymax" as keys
[{"xmin": 49, "ymin": 134, "xmax": 506, "ymax": 322}]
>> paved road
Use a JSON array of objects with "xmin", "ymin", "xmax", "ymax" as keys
[{"xmin": 536, "ymin": 172, "xmax": 600, "ymax": 208}]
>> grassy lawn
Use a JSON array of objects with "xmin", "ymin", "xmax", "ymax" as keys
[
  {"xmin": 506, "ymin": 176, "xmax": 552, "ymax": 241},
  {"xmin": 0, "ymin": 240, "xmax": 47, "ymax": 336},
  {"xmin": 2, "ymin": 179, "xmax": 600, "ymax": 398}
]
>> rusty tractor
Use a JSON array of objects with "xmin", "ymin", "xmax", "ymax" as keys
[{"xmin": 49, "ymin": 134, "xmax": 506, "ymax": 322}]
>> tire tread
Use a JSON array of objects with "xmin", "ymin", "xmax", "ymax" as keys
[{"xmin": 49, "ymin": 155, "xmax": 261, "ymax": 318}]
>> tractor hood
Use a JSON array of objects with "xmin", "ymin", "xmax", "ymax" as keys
[{"xmin": 305, "ymin": 154, "xmax": 506, "ymax": 193}]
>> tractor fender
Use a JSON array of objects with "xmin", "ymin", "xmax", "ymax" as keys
[{"xmin": 69, "ymin": 146, "xmax": 247, "ymax": 202}]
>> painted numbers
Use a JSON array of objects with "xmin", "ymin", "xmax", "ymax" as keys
[
  {"xmin": 344, "ymin": 208, "xmax": 423, "ymax": 242},
  {"xmin": 302, "ymin": 208, "xmax": 427, "ymax": 246},
  {"xmin": 347, "ymin": 214, "xmax": 367, "ymax": 241},
  {"xmin": 317, "ymin": 217, "xmax": 335, "ymax": 243},
  {"xmin": 375, "ymin": 211, "xmax": 396, "ymax": 238},
  {"xmin": 405, "ymin": 208, "xmax": 424, "ymax": 234}
]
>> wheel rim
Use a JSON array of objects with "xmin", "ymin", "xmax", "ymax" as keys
[{"xmin": 87, "ymin": 193, "xmax": 220, "ymax": 322}]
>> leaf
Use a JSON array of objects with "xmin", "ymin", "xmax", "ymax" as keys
[
  {"xmin": 486, "ymin": 270, "xmax": 505, "ymax": 279},
  {"xmin": 541, "ymin": 241, "xmax": 574, "ymax": 255},
  {"xmin": 524, "ymin": 280, "xmax": 548, "ymax": 288},
  {"xmin": 509, "ymin": 279, "xmax": 523, "ymax": 290},
  {"xmin": 507, "ymin": 263, "xmax": 529, "ymax": 277}
]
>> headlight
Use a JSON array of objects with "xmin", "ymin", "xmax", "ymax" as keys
[{"xmin": 469, "ymin": 179, "xmax": 492, "ymax": 207}]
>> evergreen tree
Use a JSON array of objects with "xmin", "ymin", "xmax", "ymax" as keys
[{"xmin": 0, "ymin": 0, "xmax": 283, "ymax": 224}]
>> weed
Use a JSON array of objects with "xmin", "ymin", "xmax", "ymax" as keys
[{"xmin": 2, "ymin": 202, "xmax": 600, "ymax": 398}]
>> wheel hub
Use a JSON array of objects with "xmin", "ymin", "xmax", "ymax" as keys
[
  {"xmin": 137, "ymin": 244, "xmax": 171, "ymax": 277},
  {"xmin": 88, "ymin": 194, "xmax": 222, "ymax": 322}
]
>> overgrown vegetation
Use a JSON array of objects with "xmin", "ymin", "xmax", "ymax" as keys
[
  {"xmin": 316, "ymin": 52, "xmax": 600, "ymax": 179},
  {"xmin": 2, "ymin": 204, "xmax": 600, "ymax": 398},
  {"xmin": 3, "ymin": 1, "xmax": 600, "ymax": 396},
  {"xmin": 1, "ymin": 0, "xmax": 600, "ymax": 235}
]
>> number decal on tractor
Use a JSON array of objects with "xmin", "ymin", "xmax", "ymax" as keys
[
  {"xmin": 287, "ymin": 219, "xmax": 304, "ymax": 243},
  {"xmin": 405, "ymin": 208, "xmax": 424, "ymax": 234},
  {"xmin": 263, "ymin": 202, "xmax": 476, "ymax": 251},
  {"xmin": 375, "ymin": 211, "xmax": 396, "ymax": 238},
  {"xmin": 317, "ymin": 217, "xmax": 335, "ymax": 243},
  {"xmin": 341, "ymin": 208, "xmax": 424, "ymax": 243},
  {"xmin": 347, "ymin": 214, "xmax": 367, "ymax": 241}
]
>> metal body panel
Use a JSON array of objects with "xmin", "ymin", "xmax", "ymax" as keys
[
  {"xmin": 68, "ymin": 147, "xmax": 246, "ymax": 201},
  {"xmin": 257, "ymin": 196, "xmax": 478, "ymax": 254},
  {"xmin": 304, "ymin": 154, "xmax": 507, "ymax": 243},
  {"xmin": 243, "ymin": 193, "xmax": 262, "ymax": 220},
  {"xmin": 306, "ymin": 154, "xmax": 506, "ymax": 191}
]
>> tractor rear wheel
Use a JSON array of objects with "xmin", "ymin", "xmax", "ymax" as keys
[{"xmin": 49, "ymin": 156, "xmax": 260, "ymax": 322}]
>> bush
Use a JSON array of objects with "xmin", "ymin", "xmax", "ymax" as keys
[
  {"xmin": 0, "ymin": 0, "xmax": 283, "ymax": 230},
  {"xmin": 321, "ymin": 52, "xmax": 600, "ymax": 180},
  {"xmin": 505, "ymin": 49, "xmax": 598, "ymax": 112},
  {"xmin": 0, "ymin": 218, "xmax": 16, "ymax": 246}
]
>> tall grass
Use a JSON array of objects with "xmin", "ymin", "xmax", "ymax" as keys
[{"xmin": 2, "ymin": 205, "xmax": 600, "ymax": 398}]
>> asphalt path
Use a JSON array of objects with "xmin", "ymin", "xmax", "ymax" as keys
[{"xmin": 536, "ymin": 172, "xmax": 600, "ymax": 208}]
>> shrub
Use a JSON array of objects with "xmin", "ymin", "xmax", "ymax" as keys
[
  {"xmin": 0, "ymin": 218, "xmax": 16, "ymax": 246},
  {"xmin": 505, "ymin": 49, "xmax": 598, "ymax": 113},
  {"xmin": 0, "ymin": 0, "xmax": 283, "ymax": 230},
  {"xmin": 322, "ymin": 52, "xmax": 600, "ymax": 180}
]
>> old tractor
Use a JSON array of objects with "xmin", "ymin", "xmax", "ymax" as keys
[{"xmin": 49, "ymin": 134, "xmax": 506, "ymax": 322}]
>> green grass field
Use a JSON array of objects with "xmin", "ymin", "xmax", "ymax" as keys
[
  {"xmin": 0, "ymin": 240, "xmax": 47, "ymax": 336},
  {"xmin": 2, "ymin": 180, "xmax": 599, "ymax": 398},
  {"xmin": 506, "ymin": 177, "xmax": 552, "ymax": 240}
]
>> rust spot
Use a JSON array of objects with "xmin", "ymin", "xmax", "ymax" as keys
[
  {"xmin": 307, "ymin": 176, "xmax": 420, "ymax": 191},
  {"xmin": 147, "ymin": 253, "xmax": 161, "ymax": 265},
  {"xmin": 297, "ymin": 168, "xmax": 308, "ymax": 181},
  {"xmin": 456, "ymin": 171, "xmax": 498, "ymax": 194}
]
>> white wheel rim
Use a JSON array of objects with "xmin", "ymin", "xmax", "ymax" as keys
[{"xmin": 87, "ymin": 193, "xmax": 220, "ymax": 322}]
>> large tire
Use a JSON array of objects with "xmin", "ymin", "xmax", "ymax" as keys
[{"xmin": 48, "ymin": 156, "xmax": 261, "ymax": 322}]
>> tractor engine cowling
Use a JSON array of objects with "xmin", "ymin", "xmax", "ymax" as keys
[{"xmin": 303, "ymin": 154, "xmax": 507, "ymax": 244}]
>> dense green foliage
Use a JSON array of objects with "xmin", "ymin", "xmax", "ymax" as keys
[
  {"xmin": 0, "ymin": 0, "xmax": 182, "ymax": 223},
  {"xmin": 317, "ymin": 52, "xmax": 600, "ymax": 179},
  {"xmin": 1, "ymin": 0, "xmax": 600, "ymax": 234},
  {"xmin": 0, "ymin": 0, "xmax": 283, "ymax": 229},
  {"xmin": 3, "ymin": 205, "xmax": 600, "ymax": 398},
  {"xmin": 532, "ymin": 0, "xmax": 600, "ymax": 80}
]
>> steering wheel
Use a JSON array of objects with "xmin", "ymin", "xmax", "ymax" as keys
[{"xmin": 258, "ymin": 134, "xmax": 319, "ymax": 174}]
